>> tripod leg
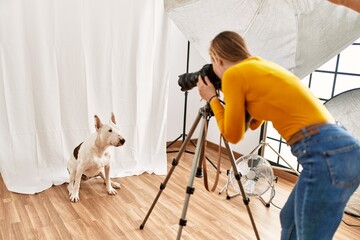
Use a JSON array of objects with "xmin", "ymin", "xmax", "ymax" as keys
[
  {"xmin": 223, "ymin": 138, "xmax": 261, "ymax": 240},
  {"xmin": 176, "ymin": 114, "xmax": 207, "ymax": 240},
  {"xmin": 140, "ymin": 110, "xmax": 202, "ymax": 230}
]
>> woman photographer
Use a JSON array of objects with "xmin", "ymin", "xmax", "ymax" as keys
[{"xmin": 197, "ymin": 31, "xmax": 360, "ymax": 240}]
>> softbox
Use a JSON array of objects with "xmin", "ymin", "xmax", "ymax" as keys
[{"xmin": 164, "ymin": 0, "xmax": 360, "ymax": 78}]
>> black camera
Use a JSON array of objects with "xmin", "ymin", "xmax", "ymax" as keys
[{"xmin": 178, "ymin": 64, "xmax": 221, "ymax": 91}]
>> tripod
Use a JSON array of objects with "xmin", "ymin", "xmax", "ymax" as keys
[{"xmin": 140, "ymin": 103, "xmax": 261, "ymax": 240}]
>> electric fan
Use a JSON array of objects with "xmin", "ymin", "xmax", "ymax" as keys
[
  {"xmin": 231, "ymin": 154, "xmax": 274, "ymax": 196},
  {"xmin": 222, "ymin": 154, "xmax": 275, "ymax": 207}
]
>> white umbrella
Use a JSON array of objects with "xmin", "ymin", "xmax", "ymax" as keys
[{"xmin": 164, "ymin": 0, "xmax": 360, "ymax": 78}]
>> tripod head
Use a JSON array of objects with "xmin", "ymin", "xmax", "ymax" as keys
[{"xmin": 199, "ymin": 102, "xmax": 214, "ymax": 119}]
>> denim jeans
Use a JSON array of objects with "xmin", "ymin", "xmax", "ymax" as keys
[{"xmin": 280, "ymin": 123, "xmax": 360, "ymax": 240}]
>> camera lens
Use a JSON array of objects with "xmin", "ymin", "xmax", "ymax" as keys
[
  {"xmin": 178, "ymin": 72, "xmax": 199, "ymax": 91},
  {"xmin": 178, "ymin": 64, "xmax": 221, "ymax": 92}
]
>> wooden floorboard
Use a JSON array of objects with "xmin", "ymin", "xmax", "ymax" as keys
[{"xmin": 0, "ymin": 145, "xmax": 359, "ymax": 239}]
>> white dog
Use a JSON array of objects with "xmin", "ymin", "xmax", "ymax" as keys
[{"xmin": 67, "ymin": 113, "xmax": 125, "ymax": 202}]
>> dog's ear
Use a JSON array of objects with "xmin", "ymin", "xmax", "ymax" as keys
[
  {"xmin": 110, "ymin": 112, "xmax": 116, "ymax": 124},
  {"xmin": 94, "ymin": 115, "xmax": 103, "ymax": 130}
]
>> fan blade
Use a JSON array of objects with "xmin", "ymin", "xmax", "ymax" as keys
[
  {"xmin": 237, "ymin": 161, "xmax": 251, "ymax": 176},
  {"xmin": 243, "ymin": 180, "xmax": 256, "ymax": 194}
]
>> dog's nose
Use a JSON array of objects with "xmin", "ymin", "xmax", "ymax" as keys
[{"xmin": 119, "ymin": 138, "xmax": 125, "ymax": 145}]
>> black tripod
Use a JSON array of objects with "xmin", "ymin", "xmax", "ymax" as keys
[{"xmin": 140, "ymin": 103, "xmax": 260, "ymax": 240}]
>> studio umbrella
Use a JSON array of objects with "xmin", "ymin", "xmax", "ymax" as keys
[{"xmin": 164, "ymin": 0, "xmax": 360, "ymax": 78}]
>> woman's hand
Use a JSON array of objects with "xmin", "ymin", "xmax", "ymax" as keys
[{"xmin": 197, "ymin": 75, "xmax": 217, "ymax": 102}]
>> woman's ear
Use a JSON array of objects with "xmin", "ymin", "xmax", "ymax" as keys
[
  {"xmin": 218, "ymin": 57, "xmax": 224, "ymax": 67},
  {"xmin": 212, "ymin": 54, "xmax": 221, "ymax": 66}
]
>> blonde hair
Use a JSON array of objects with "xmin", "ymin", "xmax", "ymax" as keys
[{"xmin": 210, "ymin": 31, "xmax": 251, "ymax": 62}]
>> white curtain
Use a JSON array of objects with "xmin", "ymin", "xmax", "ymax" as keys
[{"xmin": 0, "ymin": 0, "xmax": 169, "ymax": 194}]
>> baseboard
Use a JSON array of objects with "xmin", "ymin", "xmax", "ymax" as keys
[
  {"xmin": 166, "ymin": 139, "xmax": 298, "ymax": 184},
  {"xmin": 273, "ymin": 168, "xmax": 298, "ymax": 183}
]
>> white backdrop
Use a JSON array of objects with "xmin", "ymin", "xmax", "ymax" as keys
[{"xmin": 0, "ymin": 0, "xmax": 169, "ymax": 194}]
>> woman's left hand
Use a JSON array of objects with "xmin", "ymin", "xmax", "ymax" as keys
[{"xmin": 197, "ymin": 75, "xmax": 217, "ymax": 102}]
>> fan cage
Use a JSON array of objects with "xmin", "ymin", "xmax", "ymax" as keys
[{"xmin": 230, "ymin": 154, "xmax": 275, "ymax": 197}]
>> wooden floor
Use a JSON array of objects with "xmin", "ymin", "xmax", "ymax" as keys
[{"xmin": 1, "ymin": 145, "xmax": 359, "ymax": 240}]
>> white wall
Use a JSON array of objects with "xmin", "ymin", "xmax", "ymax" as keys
[{"xmin": 166, "ymin": 22, "xmax": 260, "ymax": 155}]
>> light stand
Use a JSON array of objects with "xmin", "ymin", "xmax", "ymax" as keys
[
  {"xmin": 140, "ymin": 103, "xmax": 260, "ymax": 240},
  {"xmin": 166, "ymin": 41, "xmax": 217, "ymax": 171},
  {"xmin": 258, "ymin": 122, "xmax": 300, "ymax": 175},
  {"xmin": 166, "ymin": 41, "xmax": 195, "ymax": 154}
]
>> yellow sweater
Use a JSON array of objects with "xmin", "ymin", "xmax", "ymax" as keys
[{"xmin": 210, "ymin": 56, "xmax": 334, "ymax": 144}]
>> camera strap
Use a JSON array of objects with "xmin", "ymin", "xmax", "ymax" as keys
[{"xmin": 202, "ymin": 127, "xmax": 222, "ymax": 192}]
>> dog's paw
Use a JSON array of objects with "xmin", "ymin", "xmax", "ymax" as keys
[
  {"xmin": 69, "ymin": 192, "xmax": 80, "ymax": 202},
  {"xmin": 107, "ymin": 187, "xmax": 117, "ymax": 195},
  {"xmin": 111, "ymin": 181, "xmax": 121, "ymax": 189}
]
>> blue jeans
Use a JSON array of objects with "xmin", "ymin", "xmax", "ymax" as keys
[{"xmin": 280, "ymin": 124, "xmax": 360, "ymax": 240}]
